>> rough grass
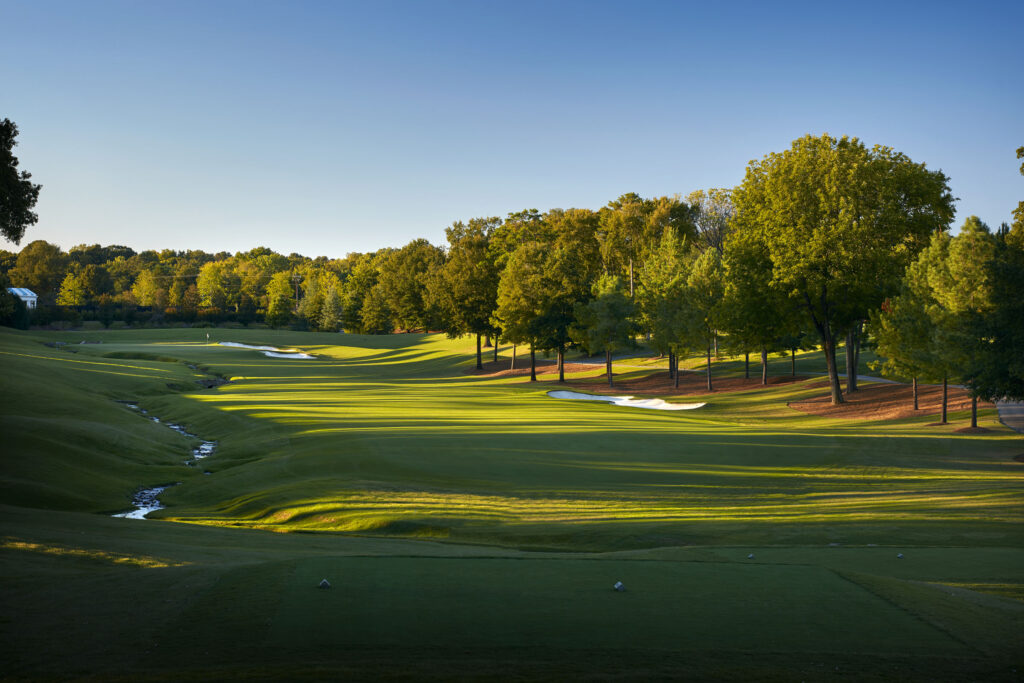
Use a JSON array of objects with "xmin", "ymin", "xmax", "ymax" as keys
[{"xmin": 1, "ymin": 326, "xmax": 1022, "ymax": 680}]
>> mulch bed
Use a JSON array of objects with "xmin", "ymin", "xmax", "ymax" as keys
[
  {"xmin": 468, "ymin": 353, "xmax": 995, "ymax": 425},
  {"xmin": 468, "ymin": 357, "xmax": 809, "ymax": 396},
  {"xmin": 560, "ymin": 370, "xmax": 808, "ymax": 397},
  {"xmin": 789, "ymin": 381, "xmax": 992, "ymax": 422},
  {"xmin": 464, "ymin": 358, "xmax": 599, "ymax": 379}
]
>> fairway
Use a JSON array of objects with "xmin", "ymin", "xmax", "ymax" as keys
[{"xmin": 2, "ymin": 327, "xmax": 1022, "ymax": 680}]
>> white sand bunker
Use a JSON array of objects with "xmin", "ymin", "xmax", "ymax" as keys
[
  {"xmin": 219, "ymin": 341, "xmax": 315, "ymax": 359},
  {"xmin": 547, "ymin": 390, "xmax": 705, "ymax": 411}
]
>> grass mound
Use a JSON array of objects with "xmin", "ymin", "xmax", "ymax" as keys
[{"xmin": 2, "ymin": 327, "xmax": 1022, "ymax": 680}]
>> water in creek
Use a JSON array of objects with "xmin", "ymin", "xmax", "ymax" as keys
[{"xmin": 112, "ymin": 403, "xmax": 217, "ymax": 519}]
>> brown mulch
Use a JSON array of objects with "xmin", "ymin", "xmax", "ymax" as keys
[
  {"xmin": 464, "ymin": 358, "xmax": 599, "ymax": 378},
  {"xmin": 469, "ymin": 356, "xmax": 809, "ymax": 396},
  {"xmin": 560, "ymin": 370, "xmax": 809, "ymax": 397},
  {"xmin": 789, "ymin": 381, "xmax": 993, "ymax": 422}
]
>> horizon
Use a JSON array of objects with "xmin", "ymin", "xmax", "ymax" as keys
[{"xmin": 2, "ymin": 0, "xmax": 1022, "ymax": 259}]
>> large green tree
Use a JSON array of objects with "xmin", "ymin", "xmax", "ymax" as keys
[
  {"xmin": 731, "ymin": 133, "xmax": 954, "ymax": 404},
  {"xmin": 1, "ymin": 119, "xmax": 42, "ymax": 245},
  {"xmin": 637, "ymin": 226, "xmax": 692, "ymax": 386},
  {"xmin": 686, "ymin": 248, "xmax": 724, "ymax": 391},
  {"xmin": 429, "ymin": 217, "xmax": 501, "ymax": 369},
  {"xmin": 377, "ymin": 239, "xmax": 445, "ymax": 332},
  {"xmin": 570, "ymin": 275, "xmax": 637, "ymax": 387},
  {"xmin": 686, "ymin": 188, "xmax": 733, "ymax": 255},
  {"xmin": 8, "ymin": 240, "xmax": 67, "ymax": 304},
  {"xmin": 720, "ymin": 228, "xmax": 797, "ymax": 385},
  {"xmin": 264, "ymin": 271, "xmax": 295, "ymax": 328},
  {"xmin": 494, "ymin": 242, "xmax": 550, "ymax": 381}
]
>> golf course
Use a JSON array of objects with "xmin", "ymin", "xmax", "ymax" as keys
[{"xmin": 1, "ymin": 325, "xmax": 1021, "ymax": 680}]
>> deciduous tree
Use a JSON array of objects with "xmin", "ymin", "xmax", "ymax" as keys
[
  {"xmin": 0, "ymin": 119, "xmax": 42, "ymax": 245},
  {"xmin": 731, "ymin": 133, "xmax": 954, "ymax": 404}
]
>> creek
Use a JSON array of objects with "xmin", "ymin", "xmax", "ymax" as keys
[{"xmin": 111, "ymin": 403, "xmax": 217, "ymax": 519}]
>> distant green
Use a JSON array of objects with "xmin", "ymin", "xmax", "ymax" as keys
[{"xmin": 1, "ymin": 327, "xmax": 1021, "ymax": 680}]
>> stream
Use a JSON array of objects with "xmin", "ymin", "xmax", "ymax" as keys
[{"xmin": 112, "ymin": 403, "xmax": 217, "ymax": 519}]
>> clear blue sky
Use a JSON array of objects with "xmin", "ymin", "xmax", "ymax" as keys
[{"xmin": 2, "ymin": 0, "xmax": 1022, "ymax": 258}]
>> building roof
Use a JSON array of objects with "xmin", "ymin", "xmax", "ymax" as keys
[{"xmin": 6, "ymin": 287, "xmax": 37, "ymax": 298}]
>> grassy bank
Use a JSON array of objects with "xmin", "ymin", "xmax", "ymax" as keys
[{"xmin": 1, "ymin": 327, "xmax": 1021, "ymax": 680}]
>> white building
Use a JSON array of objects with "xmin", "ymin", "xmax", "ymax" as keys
[{"xmin": 7, "ymin": 287, "xmax": 38, "ymax": 309}]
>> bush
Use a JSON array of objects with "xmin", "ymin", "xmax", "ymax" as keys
[{"xmin": 0, "ymin": 290, "xmax": 30, "ymax": 329}]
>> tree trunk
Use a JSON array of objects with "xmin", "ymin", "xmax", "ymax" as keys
[
  {"xmin": 483, "ymin": 334, "xmax": 492, "ymax": 348},
  {"xmin": 493, "ymin": 339, "xmax": 498, "ymax": 363},
  {"xmin": 668, "ymin": 352, "xmax": 674, "ymax": 379},
  {"xmin": 530, "ymin": 345, "xmax": 536, "ymax": 382},
  {"xmin": 971, "ymin": 396, "xmax": 978, "ymax": 428},
  {"xmin": 744, "ymin": 352, "xmax": 750, "ymax": 380},
  {"xmin": 674, "ymin": 353, "xmax": 680, "ymax": 389},
  {"xmin": 706, "ymin": 342, "xmax": 713, "ymax": 392},
  {"xmin": 475, "ymin": 333, "xmax": 482, "ymax": 370},
  {"xmin": 822, "ymin": 334, "xmax": 844, "ymax": 405},
  {"xmin": 558, "ymin": 347, "xmax": 565, "ymax": 383},
  {"xmin": 791, "ymin": 347, "xmax": 796, "ymax": 378},
  {"xmin": 606, "ymin": 349, "xmax": 613, "ymax": 387},
  {"xmin": 714, "ymin": 333, "xmax": 719, "ymax": 358},
  {"xmin": 912, "ymin": 377, "xmax": 919, "ymax": 410},
  {"xmin": 761, "ymin": 348, "xmax": 768, "ymax": 385},
  {"xmin": 941, "ymin": 375, "xmax": 948, "ymax": 424},
  {"xmin": 511, "ymin": 344, "xmax": 516, "ymax": 370},
  {"xmin": 845, "ymin": 327, "xmax": 859, "ymax": 394}
]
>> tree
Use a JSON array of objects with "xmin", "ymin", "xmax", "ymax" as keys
[
  {"xmin": 963, "ymin": 221, "xmax": 1024, "ymax": 401},
  {"xmin": 377, "ymin": 239, "xmax": 445, "ymax": 332},
  {"xmin": 197, "ymin": 260, "xmax": 239, "ymax": 311},
  {"xmin": 686, "ymin": 248, "xmax": 724, "ymax": 391},
  {"xmin": 0, "ymin": 272, "xmax": 30, "ymax": 328},
  {"xmin": 686, "ymin": 188, "xmax": 733, "ymax": 255},
  {"xmin": 429, "ymin": 217, "xmax": 501, "ymax": 369},
  {"xmin": 870, "ymin": 281, "xmax": 942, "ymax": 413},
  {"xmin": 319, "ymin": 285, "xmax": 343, "ymax": 332},
  {"xmin": 637, "ymin": 226, "xmax": 691, "ymax": 386},
  {"xmin": 720, "ymin": 228, "xmax": 797, "ymax": 385},
  {"xmin": 494, "ymin": 242, "xmax": 549, "ymax": 381},
  {"xmin": 731, "ymin": 133, "xmax": 954, "ymax": 404},
  {"xmin": 879, "ymin": 218, "xmax": 999, "ymax": 426},
  {"xmin": 8, "ymin": 240, "xmax": 68, "ymax": 304},
  {"xmin": 359, "ymin": 285, "xmax": 393, "ymax": 334},
  {"xmin": 265, "ymin": 271, "xmax": 295, "ymax": 327},
  {"xmin": 1, "ymin": 119, "xmax": 42, "ymax": 245},
  {"xmin": 340, "ymin": 253, "xmax": 379, "ymax": 333},
  {"xmin": 598, "ymin": 193, "xmax": 651, "ymax": 296},
  {"xmin": 56, "ymin": 272, "xmax": 86, "ymax": 306},
  {"xmin": 570, "ymin": 275, "xmax": 637, "ymax": 387}
]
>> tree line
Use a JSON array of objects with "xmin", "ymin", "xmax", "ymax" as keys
[{"xmin": 2, "ymin": 134, "xmax": 1021, "ymax": 417}]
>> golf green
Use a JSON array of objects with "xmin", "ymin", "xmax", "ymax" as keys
[{"xmin": 1, "ymin": 327, "xmax": 1021, "ymax": 680}]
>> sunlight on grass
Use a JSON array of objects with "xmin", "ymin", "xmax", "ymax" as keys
[
  {"xmin": 170, "ymin": 487, "xmax": 1024, "ymax": 532},
  {"xmin": 2, "ymin": 537, "xmax": 189, "ymax": 568}
]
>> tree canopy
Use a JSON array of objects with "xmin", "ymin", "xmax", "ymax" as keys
[
  {"xmin": 730, "ymin": 133, "xmax": 955, "ymax": 404},
  {"xmin": 0, "ymin": 119, "xmax": 42, "ymax": 245}
]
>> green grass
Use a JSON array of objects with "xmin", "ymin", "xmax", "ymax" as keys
[{"xmin": 1, "ymin": 326, "xmax": 1022, "ymax": 680}]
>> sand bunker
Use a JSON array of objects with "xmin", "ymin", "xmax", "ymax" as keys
[
  {"xmin": 219, "ymin": 341, "xmax": 315, "ymax": 359},
  {"xmin": 548, "ymin": 390, "xmax": 705, "ymax": 411}
]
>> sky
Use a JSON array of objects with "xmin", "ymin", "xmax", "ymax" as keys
[{"xmin": 2, "ymin": 0, "xmax": 1022, "ymax": 259}]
